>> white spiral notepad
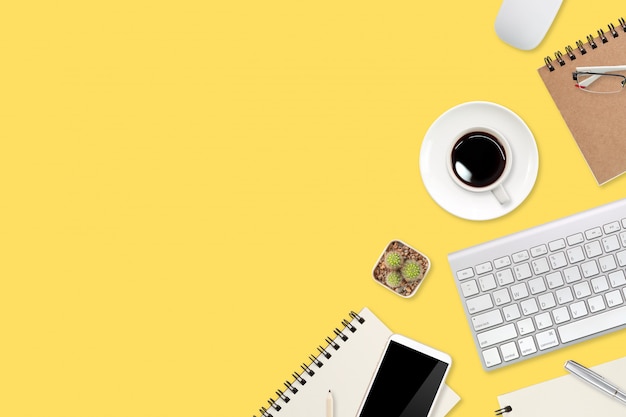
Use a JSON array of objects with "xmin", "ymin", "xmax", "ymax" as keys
[
  {"xmin": 497, "ymin": 356, "xmax": 626, "ymax": 416},
  {"xmin": 253, "ymin": 307, "xmax": 459, "ymax": 417}
]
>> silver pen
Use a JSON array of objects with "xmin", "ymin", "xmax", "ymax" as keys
[{"xmin": 564, "ymin": 360, "xmax": 626, "ymax": 405}]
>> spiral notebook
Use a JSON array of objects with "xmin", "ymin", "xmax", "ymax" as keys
[
  {"xmin": 537, "ymin": 16, "xmax": 626, "ymax": 185},
  {"xmin": 252, "ymin": 307, "xmax": 460, "ymax": 417},
  {"xmin": 494, "ymin": 356, "xmax": 626, "ymax": 416}
]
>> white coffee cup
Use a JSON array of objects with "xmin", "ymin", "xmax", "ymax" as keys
[{"xmin": 447, "ymin": 127, "xmax": 512, "ymax": 205}]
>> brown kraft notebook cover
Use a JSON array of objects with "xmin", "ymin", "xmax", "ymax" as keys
[{"xmin": 537, "ymin": 17, "xmax": 626, "ymax": 185}]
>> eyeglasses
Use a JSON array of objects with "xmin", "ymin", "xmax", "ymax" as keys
[{"xmin": 572, "ymin": 65, "xmax": 626, "ymax": 93}]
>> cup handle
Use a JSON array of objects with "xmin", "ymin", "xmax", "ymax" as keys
[{"xmin": 492, "ymin": 184, "xmax": 511, "ymax": 205}]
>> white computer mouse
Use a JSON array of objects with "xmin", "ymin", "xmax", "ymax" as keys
[{"xmin": 495, "ymin": 0, "xmax": 563, "ymax": 50}]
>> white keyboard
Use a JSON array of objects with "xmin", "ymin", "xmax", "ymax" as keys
[{"xmin": 448, "ymin": 198, "xmax": 626, "ymax": 370}]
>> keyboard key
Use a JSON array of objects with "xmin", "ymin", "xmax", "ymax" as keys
[
  {"xmin": 603, "ymin": 235, "xmax": 621, "ymax": 252},
  {"xmin": 476, "ymin": 262, "xmax": 493, "ymax": 275},
  {"xmin": 482, "ymin": 347, "xmax": 501, "ymax": 367},
  {"xmin": 606, "ymin": 290, "xmax": 624, "ymax": 307},
  {"xmin": 510, "ymin": 283, "xmax": 529, "ymax": 300},
  {"xmin": 558, "ymin": 305, "xmax": 626, "ymax": 343},
  {"xmin": 520, "ymin": 298, "xmax": 538, "ymax": 315},
  {"xmin": 477, "ymin": 323, "xmax": 517, "ymax": 348},
  {"xmin": 588, "ymin": 295, "xmax": 606, "ymax": 313},
  {"xmin": 535, "ymin": 312, "xmax": 553, "ymax": 330},
  {"xmin": 549, "ymin": 252, "xmax": 568, "ymax": 269},
  {"xmin": 591, "ymin": 276, "xmax": 609, "ymax": 293},
  {"xmin": 567, "ymin": 233, "xmax": 584, "ymax": 246},
  {"xmin": 528, "ymin": 277, "xmax": 547, "ymax": 295},
  {"xmin": 467, "ymin": 294, "xmax": 493, "ymax": 314},
  {"xmin": 478, "ymin": 274, "xmax": 497, "ymax": 292},
  {"xmin": 538, "ymin": 293, "xmax": 556, "ymax": 310},
  {"xmin": 570, "ymin": 301, "xmax": 588, "ymax": 319},
  {"xmin": 609, "ymin": 270, "xmax": 626, "ymax": 287},
  {"xmin": 536, "ymin": 329, "xmax": 559, "ymax": 350},
  {"xmin": 584, "ymin": 240, "xmax": 603, "ymax": 258},
  {"xmin": 620, "ymin": 232, "xmax": 626, "ymax": 246},
  {"xmin": 531, "ymin": 258, "xmax": 550, "ymax": 275},
  {"xmin": 599, "ymin": 255, "xmax": 617, "ymax": 272},
  {"xmin": 552, "ymin": 306, "xmax": 570, "ymax": 324},
  {"xmin": 585, "ymin": 227, "xmax": 603, "ymax": 240},
  {"xmin": 567, "ymin": 246, "xmax": 585, "ymax": 263},
  {"xmin": 617, "ymin": 250, "xmax": 626, "ymax": 267},
  {"xmin": 603, "ymin": 221, "xmax": 621, "ymax": 234},
  {"xmin": 512, "ymin": 250, "xmax": 529, "ymax": 263},
  {"xmin": 496, "ymin": 269, "xmax": 515, "ymax": 286},
  {"xmin": 518, "ymin": 336, "xmax": 537, "ymax": 356},
  {"xmin": 580, "ymin": 260, "xmax": 599, "ymax": 278},
  {"xmin": 549, "ymin": 239, "xmax": 566, "ymax": 251},
  {"xmin": 457, "ymin": 267, "xmax": 474, "ymax": 280},
  {"xmin": 514, "ymin": 263, "xmax": 532, "ymax": 280},
  {"xmin": 530, "ymin": 245, "xmax": 548, "ymax": 257},
  {"xmin": 573, "ymin": 282, "xmax": 591, "ymax": 299},
  {"xmin": 503, "ymin": 304, "xmax": 521, "ymax": 321},
  {"xmin": 493, "ymin": 288, "xmax": 511, "ymax": 306},
  {"xmin": 494, "ymin": 256, "xmax": 511, "ymax": 268},
  {"xmin": 563, "ymin": 266, "xmax": 582, "ymax": 283},
  {"xmin": 556, "ymin": 287, "xmax": 574, "ymax": 304},
  {"xmin": 501, "ymin": 342, "xmax": 519, "ymax": 361},
  {"xmin": 546, "ymin": 272, "xmax": 565, "ymax": 289},
  {"xmin": 461, "ymin": 280, "xmax": 479, "ymax": 297},
  {"xmin": 472, "ymin": 310, "xmax": 503, "ymax": 331}
]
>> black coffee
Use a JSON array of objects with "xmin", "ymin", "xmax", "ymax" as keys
[{"xmin": 451, "ymin": 131, "xmax": 507, "ymax": 188}]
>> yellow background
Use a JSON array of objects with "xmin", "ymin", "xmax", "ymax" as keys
[{"xmin": 1, "ymin": 0, "xmax": 625, "ymax": 416}]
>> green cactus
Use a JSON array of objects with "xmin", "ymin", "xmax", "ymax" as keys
[
  {"xmin": 385, "ymin": 270, "xmax": 403, "ymax": 288},
  {"xmin": 401, "ymin": 260, "xmax": 421, "ymax": 282},
  {"xmin": 384, "ymin": 251, "xmax": 403, "ymax": 270}
]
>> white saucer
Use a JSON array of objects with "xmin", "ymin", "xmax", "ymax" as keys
[{"xmin": 419, "ymin": 101, "xmax": 538, "ymax": 221}]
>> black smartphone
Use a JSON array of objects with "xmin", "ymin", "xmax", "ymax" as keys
[{"xmin": 356, "ymin": 334, "xmax": 452, "ymax": 417}]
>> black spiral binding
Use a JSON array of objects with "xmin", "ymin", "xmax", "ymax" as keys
[
  {"xmin": 543, "ymin": 17, "xmax": 625, "ymax": 72},
  {"xmin": 494, "ymin": 405, "xmax": 512, "ymax": 415},
  {"xmin": 252, "ymin": 310, "xmax": 366, "ymax": 417}
]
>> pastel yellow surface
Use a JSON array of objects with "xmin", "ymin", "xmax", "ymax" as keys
[{"xmin": 1, "ymin": 1, "xmax": 626, "ymax": 416}]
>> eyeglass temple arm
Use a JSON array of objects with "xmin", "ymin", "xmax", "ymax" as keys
[
  {"xmin": 575, "ymin": 65, "xmax": 626, "ymax": 73},
  {"xmin": 576, "ymin": 74, "xmax": 602, "ymax": 88}
]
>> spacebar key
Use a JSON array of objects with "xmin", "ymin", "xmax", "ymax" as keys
[{"xmin": 558, "ymin": 305, "xmax": 626, "ymax": 343}]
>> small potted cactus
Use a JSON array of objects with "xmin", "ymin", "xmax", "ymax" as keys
[
  {"xmin": 372, "ymin": 240, "xmax": 430, "ymax": 298},
  {"xmin": 401, "ymin": 260, "xmax": 422, "ymax": 282},
  {"xmin": 385, "ymin": 270, "xmax": 403, "ymax": 288},
  {"xmin": 384, "ymin": 251, "xmax": 404, "ymax": 270}
]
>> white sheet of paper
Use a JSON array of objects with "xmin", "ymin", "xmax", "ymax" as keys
[{"xmin": 498, "ymin": 356, "xmax": 626, "ymax": 416}]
